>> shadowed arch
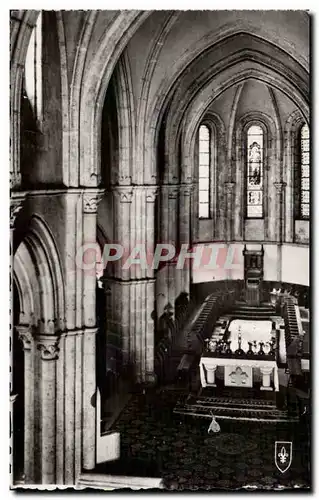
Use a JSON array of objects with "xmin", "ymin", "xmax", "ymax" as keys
[
  {"xmin": 14, "ymin": 215, "xmax": 66, "ymax": 332},
  {"xmin": 78, "ymin": 11, "xmax": 151, "ymax": 187},
  {"xmin": 10, "ymin": 10, "xmax": 39, "ymax": 188}
]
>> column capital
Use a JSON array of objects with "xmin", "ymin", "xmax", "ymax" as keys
[
  {"xmin": 145, "ymin": 186, "xmax": 158, "ymax": 203},
  {"xmin": 36, "ymin": 335, "xmax": 60, "ymax": 360},
  {"xmin": 273, "ymin": 181, "xmax": 287, "ymax": 193},
  {"xmin": 10, "ymin": 172, "xmax": 22, "ymax": 190},
  {"xmin": 161, "ymin": 185, "xmax": 180, "ymax": 199},
  {"xmin": 112, "ymin": 186, "xmax": 134, "ymax": 203},
  {"xmin": 83, "ymin": 189, "xmax": 105, "ymax": 213},
  {"xmin": 10, "ymin": 192, "xmax": 27, "ymax": 228},
  {"xmin": 16, "ymin": 324, "xmax": 33, "ymax": 350},
  {"xmin": 180, "ymin": 184, "xmax": 193, "ymax": 196}
]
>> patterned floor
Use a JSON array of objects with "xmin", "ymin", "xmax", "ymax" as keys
[{"xmin": 111, "ymin": 388, "xmax": 311, "ymax": 490}]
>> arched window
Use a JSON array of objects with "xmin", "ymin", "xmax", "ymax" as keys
[
  {"xmin": 198, "ymin": 124, "xmax": 211, "ymax": 219},
  {"xmin": 246, "ymin": 125, "xmax": 264, "ymax": 218},
  {"xmin": 299, "ymin": 124, "xmax": 310, "ymax": 219}
]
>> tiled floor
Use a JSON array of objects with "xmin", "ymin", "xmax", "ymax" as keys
[{"xmin": 110, "ymin": 388, "xmax": 311, "ymax": 490}]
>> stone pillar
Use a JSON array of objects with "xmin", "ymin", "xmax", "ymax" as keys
[
  {"xmin": 16, "ymin": 326, "xmax": 34, "ymax": 483},
  {"xmin": 10, "ymin": 195, "xmax": 26, "ymax": 485},
  {"xmin": 82, "ymin": 327, "xmax": 97, "ymax": 470},
  {"xmin": 10, "ymin": 394, "xmax": 18, "ymax": 481},
  {"xmin": 179, "ymin": 184, "xmax": 192, "ymax": 297},
  {"xmin": 274, "ymin": 182, "xmax": 286, "ymax": 282},
  {"xmin": 112, "ymin": 186, "xmax": 133, "ymax": 280},
  {"xmin": 260, "ymin": 366, "xmax": 273, "ymax": 391},
  {"xmin": 80, "ymin": 190, "xmax": 103, "ymax": 473},
  {"xmin": 284, "ymin": 131, "xmax": 294, "ymax": 243},
  {"xmin": 10, "ymin": 194, "xmax": 27, "ymax": 341},
  {"xmin": 159, "ymin": 185, "xmax": 179, "ymax": 316},
  {"xmin": 82, "ymin": 189, "xmax": 104, "ymax": 327},
  {"xmin": 225, "ymin": 182, "xmax": 235, "ymax": 241},
  {"xmin": 107, "ymin": 185, "xmax": 158, "ymax": 384},
  {"xmin": 36, "ymin": 335, "xmax": 60, "ymax": 484},
  {"xmin": 55, "ymin": 328, "xmax": 84, "ymax": 485},
  {"xmin": 274, "ymin": 182, "xmax": 286, "ymax": 243}
]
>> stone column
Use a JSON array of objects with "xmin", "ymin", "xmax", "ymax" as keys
[
  {"xmin": 112, "ymin": 186, "xmax": 133, "ymax": 280},
  {"xmin": 36, "ymin": 335, "xmax": 60, "ymax": 484},
  {"xmin": 82, "ymin": 327, "xmax": 98, "ymax": 470},
  {"xmin": 225, "ymin": 182, "xmax": 235, "ymax": 241},
  {"xmin": 145, "ymin": 186, "xmax": 158, "ymax": 278},
  {"xmin": 144, "ymin": 187, "xmax": 158, "ymax": 384},
  {"xmin": 82, "ymin": 189, "xmax": 104, "ymax": 327},
  {"xmin": 168, "ymin": 186, "xmax": 179, "ymax": 314},
  {"xmin": 274, "ymin": 182, "xmax": 286, "ymax": 243},
  {"xmin": 284, "ymin": 131, "xmax": 294, "ymax": 243},
  {"xmin": 81, "ymin": 190, "xmax": 103, "ymax": 473},
  {"xmin": 16, "ymin": 326, "xmax": 34, "ymax": 483},
  {"xmin": 274, "ymin": 182, "xmax": 286, "ymax": 282},
  {"xmin": 10, "ymin": 195, "xmax": 26, "ymax": 484},
  {"xmin": 158, "ymin": 185, "xmax": 179, "ymax": 316},
  {"xmin": 260, "ymin": 366, "xmax": 273, "ymax": 391},
  {"xmin": 55, "ymin": 328, "xmax": 84, "ymax": 485},
  {"xmin": 107, "ymin": 186, "xmax": 158, "ymax": 384},
  {"xmin": 109, "ymin": 187, "xmax": 133, "ymax": 365},
  {"xmin": 10, "ymin": 194, "xmax": 27, "ymax": 348},
  {"xmin": 179, "ymin": 184, "xmax": 192, "ymax": 297},
  {"xmin": 10, "ymin": 394, "xmax": 18, "ymax": 481}
]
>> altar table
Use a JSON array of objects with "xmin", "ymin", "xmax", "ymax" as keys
[{"xmin": 199, "ymin": 356, "xmax": 279, "ymax": 392}]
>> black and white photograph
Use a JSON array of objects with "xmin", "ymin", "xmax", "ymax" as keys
[{"xmin": 9, "ymin": 8, "xmax": 311, "ymax": 491}]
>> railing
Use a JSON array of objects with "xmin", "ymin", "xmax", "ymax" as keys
[{"xmin": 283, "ymin": 297, "xmax": 302, "ymax": 350}]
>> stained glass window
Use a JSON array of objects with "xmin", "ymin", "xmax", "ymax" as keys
[
  {"xmin": 198, "ymin": 125, "xmax": 210, "ymax": 218},
  {"xmin": 300, "ymin": 124, "xmax": 310, "ymax": 219},
  {"xmin": 247, "ymin": 125, "xmax": 263, "ymax": 218}
]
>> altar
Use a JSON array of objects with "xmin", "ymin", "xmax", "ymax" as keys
[{"xmin": 200, "ymin": 317, "xmax": 280, "ymax": 392}]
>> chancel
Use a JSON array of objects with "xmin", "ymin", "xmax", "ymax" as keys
[{"xmin": 10, "ymin": 9, "xmax": 310, "ymax": 490}]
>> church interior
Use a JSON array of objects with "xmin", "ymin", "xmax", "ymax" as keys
[{"xmin": 10, "ymin": 10, "xmax": 310, "ymax": 489}]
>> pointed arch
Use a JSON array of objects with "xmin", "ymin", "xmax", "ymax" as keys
[
  {"xmin": 78, "ymin": 11, "xmax": 151, "ymax": 186},
  {"xmin": 147, "ymin": 34, "xmax": 309, "ymax": 184},
  {"xmin": 10, "ymin": 10, "xmax": 39, "ymax": 188},
  {"xmin": 14, "ymin": 215, "xmax": 66, "ymax": 332},
  {"xmin": 110, "ymin": 52, "xmax": 136, "ymax": 185}
]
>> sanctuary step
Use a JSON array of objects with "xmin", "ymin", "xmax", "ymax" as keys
[
  {"xmin": 174, "ymin": 388, "xmax": 298, "ymax": 423},
  {"xmin": 230, "ymin": 302, "xmax": 275, "ymax": 320}
]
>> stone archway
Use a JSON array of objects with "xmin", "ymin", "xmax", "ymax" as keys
[{"xmin": 13, "ymin": 216, "xmax": 65, "ymax": 485}]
